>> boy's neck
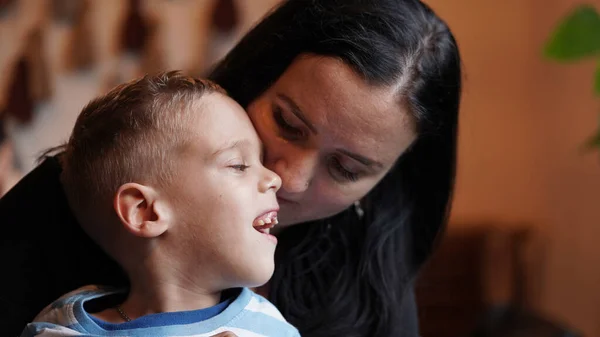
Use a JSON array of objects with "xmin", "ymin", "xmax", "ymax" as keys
[
  {"xmin": 123, "ymin": 281, "xmax": 222, "ymax": 318},
  {"xmin": 104, "ymin": 266, "xmax": 223, "ymax": 322}
]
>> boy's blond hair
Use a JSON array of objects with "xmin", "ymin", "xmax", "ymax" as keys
[{"xmin": 61, "ymin": 71, "xmax": 225, "ymax": 241}]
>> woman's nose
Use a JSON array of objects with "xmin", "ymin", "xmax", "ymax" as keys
[{"xmin": 271, "ymin": 150, "xmax": 318, "ymax": 194}]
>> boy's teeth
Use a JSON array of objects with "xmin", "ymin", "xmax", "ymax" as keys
[{"xmin": 254, "ymin": 214, "xmax": 278, "ymax": 228}]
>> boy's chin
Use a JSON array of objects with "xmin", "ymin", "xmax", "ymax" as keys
[{"xmin": 236, "ymin": 264, "xmax": 275, "ymax": 289}]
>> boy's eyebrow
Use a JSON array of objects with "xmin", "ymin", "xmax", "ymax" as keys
[{"xmin": 211, "ymin": 139, "xmax": 250, "ymax": 158}]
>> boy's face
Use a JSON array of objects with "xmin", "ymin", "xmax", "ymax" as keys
[{"xmin": 163, "ymin": 93, "xmax": 281, "ymax": 290}]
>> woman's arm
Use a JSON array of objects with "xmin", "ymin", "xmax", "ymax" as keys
[{"xmin": 0, "ymin": 156, "xmax": 126, "ymax": 336}]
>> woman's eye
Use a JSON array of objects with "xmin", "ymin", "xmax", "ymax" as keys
[
  {"xmin": 330, "ymin": 158, "xmax": 359, "ymax": 182},
  {"xmin": 229, "ymin": 164, "xmax": 250, "ymax": 172},
  {"xmin": 273, "ymin": 105, "xmax": 304, "ymax": 140}
]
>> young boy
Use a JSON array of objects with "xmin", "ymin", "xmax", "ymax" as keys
[{"xmin": 21, "ymin": 72, "xmax": 300, "ymax": 337}]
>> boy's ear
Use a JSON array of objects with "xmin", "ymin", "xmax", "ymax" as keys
[{"xmin": 114, "ymin": 183, "xmax": 171, "ymax": 238}]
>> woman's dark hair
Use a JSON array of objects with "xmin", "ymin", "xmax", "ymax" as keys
[{"xmin": 210, "ymin": 1, "xmax": 462, "ymax": 336}]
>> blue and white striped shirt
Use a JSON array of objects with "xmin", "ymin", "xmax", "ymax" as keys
[{"xmin": 21, "ymin": 285, "xmax": 300, "ymax": 337}]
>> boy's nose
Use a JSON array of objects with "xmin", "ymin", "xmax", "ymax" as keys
[{"xmin": 260, "ymin": 168, "xmax": 281, "ymax": 193}]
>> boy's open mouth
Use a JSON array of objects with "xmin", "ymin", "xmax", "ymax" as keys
[{"xmin": 253, "ymin": 211, "xmax": 278, "ymax": 235}]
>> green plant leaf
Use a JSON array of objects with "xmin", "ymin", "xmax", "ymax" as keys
[
  {"xmin": 544, "ymin": 4, "xmax": 600, "ymax": 61},
  {"xmin": 584, "ymin": 125, "xmax": 600, "ymax": 149},
  {"xmin": 596, "ymin": 58, "xmax": 600, "ymax": 95}
]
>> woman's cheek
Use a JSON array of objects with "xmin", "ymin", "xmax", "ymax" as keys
[
  {"xmin": 327, "ymin": 180, "xmax": 377, "ymax": 213},
  {"xmin": 309, "ymin": 182, "xmax": 356, "ymax": 216}
]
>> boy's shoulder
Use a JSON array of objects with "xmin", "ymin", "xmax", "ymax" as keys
[
  {"xmin": 242, "ymin": 290, "xmax": 287, "ymax": 321},
  {"xmin": 228, "ymin": 288, "xmax": 301, "ymax": 337},
  {"xmin": 34, "ymin": 285, "xmax": 117, "ymax": 320},
  {"xmin": 21, "ymin": 285, "xmax": 121, "ymax": 337},
  {"xmin": 23, "ymin": 286, "xmax": 300, "ymax": 337}
]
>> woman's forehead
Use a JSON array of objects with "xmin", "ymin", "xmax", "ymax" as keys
[{"xmin": 272, "ymin": 55, "xmax": 416, "ymax": 167}]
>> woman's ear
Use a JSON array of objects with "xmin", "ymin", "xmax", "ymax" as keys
[{"xmin": 114, "ymin": 183, "xmax": 170, "ymax": 238}]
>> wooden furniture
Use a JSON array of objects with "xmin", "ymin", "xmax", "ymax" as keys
[
  {"xmin": 416, "ymin": 226, "xmax": 534, "ymax": 337},
  {"xmin": 416, "ymin": 225, "xmax": 579, "ymax": 337}
]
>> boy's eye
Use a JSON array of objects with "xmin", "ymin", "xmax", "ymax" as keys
[
  {"xmin": 273, "ymin": 104, "xmax": 304, "ymax": 140},
  {"xmin": 229, "ymin": 164, "xmax": 250, "ymax": 172}
]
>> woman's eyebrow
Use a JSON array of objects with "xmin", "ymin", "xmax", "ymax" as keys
[
  {"xmin": 337, "ymin": 148, "xmax": 384, "ymax": 169},
  {"xmin": 276, "ymin": 93, "xmax": 318, "ymax": 134}
]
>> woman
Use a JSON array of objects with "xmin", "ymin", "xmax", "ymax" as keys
[{"xmin": 0, "ymin": 0, "xmax": 461, "ymax": 336}]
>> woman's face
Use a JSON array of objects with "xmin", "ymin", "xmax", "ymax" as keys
[{"xmin": 247, "ymin": 54, "xmax": 416, "ymax": 227}]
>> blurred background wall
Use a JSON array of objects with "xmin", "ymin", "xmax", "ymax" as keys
[
  {"xmin": 1, "ymin": 0, "xmax": 599, "ymax": 336},
  {"xmin": 429, "ymin": 0, "xmax": 600, "ymax": 335}
]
